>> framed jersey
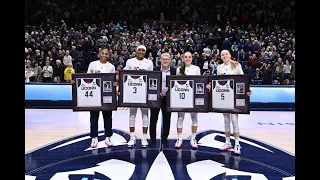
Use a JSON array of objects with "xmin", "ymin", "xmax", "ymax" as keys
[
  {"xmin": 166, "ymin": 75, "xmax": 209, "ymax": 112},
  {"xmin": 72, "ymin": 73, "xmax": 117, "ymax": 111},
  {"xmin": 118, "ymin": 70, "xmax": 162, "ymax": 108},
  {"xmin": 209, "ymin": 74, "xmax": 250, "ymax": 114}
]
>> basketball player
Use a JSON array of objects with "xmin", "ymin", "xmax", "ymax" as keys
[
  {"xmin": 149, "ymin": 53, "xmax": 176, "ymax": 146},
  {"xmin": 206, "ymin": 50, "xmax": 252, "ymax": 155},
  {"xmin": 85, "ymin": 48, "xmax": 116, "ymax": 148},
  {"xmin": 123, "ymin": 45, "xmax": 154, "ymax": 148},
  {"xmin": 174, "ymin": 51, "xmax": 201, "ymax": 149}
]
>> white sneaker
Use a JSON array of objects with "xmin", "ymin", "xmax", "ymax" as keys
[
  {"xmin": 127, "ymin": 137, "xmax": 136, "ymax": 148},
  {"xmin": 141, "ymin": 136, "xmax": 149, "ymax": 148},
  {"xmin": 174, "ymin": 138, "xmax": 183, "ymax": 149},
  {"xmin": 220, "ymin": 142, "xmax": 233, "ymax": 151},
  {"xmin": 190, "ymin": 139, "xmax": 198, "ymax": 149},
  {"xmin": 105, "ymin": 137, "xmax": 113, "ymax": 147},
  {"xmin": 90, "ymin": 137, "xmax": 98, "ymax": 148},
  {"xmin": 233, "ymin": 144, "xmax": 241, "ymax": 155}
]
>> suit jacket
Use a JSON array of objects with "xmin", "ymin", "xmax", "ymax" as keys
[{"xmin": 154, "ymin": 66, "xmax": 176, "ymax": 75}]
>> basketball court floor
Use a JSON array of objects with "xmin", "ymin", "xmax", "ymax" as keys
[{"xmin": 25, "ymin": 109, "xmax": 295, "ymax": 179}]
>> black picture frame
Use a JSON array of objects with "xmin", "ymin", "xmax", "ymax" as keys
[
  {"xmin": 208, "ymin": 74, "xmax": 250, "ymax": 114},
  {"xmin": 118, "ymin": 70, "xmax": 162, "ymax": 108},
  {"xmin": 72, "ymin": 73, "xmax": 117, "ymax": 111},
  {"xmin": 166, "ymin": 75, "xmax": 210, "ymax": 112}
]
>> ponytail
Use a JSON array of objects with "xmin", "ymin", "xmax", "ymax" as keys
[{"xmin": 179, "ymin": 61, "xmax": 186, "ymax": 75}]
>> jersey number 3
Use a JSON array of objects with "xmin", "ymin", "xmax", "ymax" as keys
[
  {"xmin": 133, "ymin": 87, "xmax": 137, "ymax": 94},
  {"xmin": 85, "ymin": 91, "xmax": 93, "ymax": 97}
]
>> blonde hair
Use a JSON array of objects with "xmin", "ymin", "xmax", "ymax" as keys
[{"xmin": 222, "ymin": 49, "xmax": 237, "ymax": 70}]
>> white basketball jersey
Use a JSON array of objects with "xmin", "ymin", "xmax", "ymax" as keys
[
  {"xmin": 123, "ymin": 75, "xmax": 147, "ymax": 103},
  {"xmin": 170, "ymin": 80, "xmax": 194, "ymax": 108},
  {"xmin": 212, "ymin": 79, "xmax": 234, "ymax": 109},
  {"xmin": 77, "ymin": 78, "xmax": 102, "ymax": 107}
]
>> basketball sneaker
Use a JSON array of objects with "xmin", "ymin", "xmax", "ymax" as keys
[
  {"xmin": 190, "ymin": 139, "xmax": 198, "ymax": 149},
  {"xmin": 105, "ymin": 137, "xmax": 113, "ymax": 147},
  {"xmin": 220, "ymin": 142, "xmax": 233, "ymax": 151},
  {"xmin": 174, "ymin": 139, "xmax": 183, "ymax": 149},
  {"xmin": 127, "ymin": 137, "xmax": 136, "ymax": 148},
  {"xmin": 90, "ymin": 137, "xmax": 98, "ymax": 148},
  {"xmin": 233, "ymin": 144, "xmax": 241, "ymax": 155},
  {"xmin": 141, "ymin": 135, "xmax": 149, "ymax": 148}
]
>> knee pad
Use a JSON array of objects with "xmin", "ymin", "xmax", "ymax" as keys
[
  {"xmin": 176, "ymin": 117, "xmax": 184, "ymax": 128},
  {"xmin": 140, "ymin": 108, "xmax": 149, "ymax": 127},
  {"xmin": 231, "ymin": 114, "xmax": 239, "ymax": 132},
  {"xmin": 190, "ymin": 113, "xmax": 198, "ymax": 126},
  {"xmin": 129, "ymin": 114, "xmax": 136, "ymax": 127},
  {"xmin": 129, "ymin": 108, "xmax": 138, "ymax": 127},
  {"xmin": 223, "ymin": 113, "xmax": 231, "ymax": 132}
]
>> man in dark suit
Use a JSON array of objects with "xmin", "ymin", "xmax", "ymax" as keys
[
  {"xmin": 53, "ymin": 60, "xmax": 65, "ymax": 82},
  {"xmin": 149, "ymin": 53, "xmax": 176, "ymax": 146}
]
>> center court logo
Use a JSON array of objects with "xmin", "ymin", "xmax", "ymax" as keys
[{"xmin": 25, "ymin": 130, "xmax": 295, "ymax": 180}]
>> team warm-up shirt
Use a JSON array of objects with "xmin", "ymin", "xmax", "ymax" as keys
[
  {"xmin": 216, "ymin": 62, "xmax": 244, "ymax": 75},
  {"xmin": 123, "ymin": 57, "xmax": 154, "ymax": 71},
  {"xmin": 76, "ymin": 60, "xmax": 115, "ymax": 107},
  {"xmin": 176, "ymin": 64, "xmax": 201, "ymax": 76},
  {"xmin": 212, "ymin": 62, "xmax": 243, "ymax": 109}
]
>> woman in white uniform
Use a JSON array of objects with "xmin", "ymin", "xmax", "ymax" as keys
[
  {"xmin": 123, "ymin": 45, "xmax": 154, "ymax": 148},
  {"xmin": 174, "ymin": 51, "xmax": 201, "ymax": 149},
  {"xmin": 206, "ymin": 49, "xmax": 252, "ymax": 155}
]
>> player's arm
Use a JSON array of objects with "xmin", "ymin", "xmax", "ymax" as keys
[
  {"xmin": 236, "ymin": 62, "xmax": 244, "ymax": 75},
  {"xmin": 149, "ymin": 61, "xmax": 154, "ymax": 71},
  {"xmin": 196, "ymin": 67, "xmax": 201, "ymax": 75},
  {"xmin": 87, "ymin": 62, "xmax": 93, "ymax": 73},
  {"xmin": 123, "ymin": 59, "xmax": 130, "ymax": 70}
]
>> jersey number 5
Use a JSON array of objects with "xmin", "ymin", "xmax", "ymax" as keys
[
  {"xmin": 85, "ymin": 91, "xmax": 93, "ymax": 97},
  {"xmin": 221, "ymin": 93, "xmax": 224, "ymax": 100}
]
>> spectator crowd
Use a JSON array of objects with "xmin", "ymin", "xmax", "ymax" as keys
[{"xmin": 25, "ymin": 0, "xmax": 295, "ymax": 85}]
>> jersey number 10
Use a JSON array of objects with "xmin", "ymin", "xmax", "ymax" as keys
[
  {"xmin": 179, "ymin": 93, "xmax": 185, "ymax": 99},
  {"xmin": 85, "ymin": 91, "xmax": 93, "ymax": 97}
]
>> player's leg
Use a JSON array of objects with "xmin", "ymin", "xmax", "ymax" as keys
[
  {"xmin": 128, "ymin": 108, "xmax": 138, "ymax": 148},
  {"xmin": 220, "ymin": 113, "xmax": 233, "ymax": 151},
  {"xmin": 140, "ymin": 108, "xmax": 149, "ymax": 148},
  {"xmin": 175, "ymin": 112, "xmax": 186, "ymax": 148},
  {"xmin": 231, "ymin": 114, "xmax": 241, "ymax": 155},
  {"xmin": 149, "ymin": 107, "xmax": 160, "ymax": 145},
  {"xmin": 190, "ymin": 112, "xmax": 198, "ymax": 149},
  {"xmin": 102, "ymin": 110, "xmax": 113, "ymax": 147},
  {"xmin": 89, "ymin": 111, "xmax": 100, "ymax": 148}
]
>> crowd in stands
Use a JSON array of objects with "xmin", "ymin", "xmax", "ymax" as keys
[{"xmin": 25, "ymin": 0, "xmax": 295, "ymax": 85}]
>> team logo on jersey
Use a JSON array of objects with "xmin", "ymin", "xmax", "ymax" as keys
[
  {"xmin": 139, "ymin": 76, "xmax": 143, "ymax": 82},
  {"xmin": 25, "ymin": 130, "xmax": 295, "ymax": 180}
]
